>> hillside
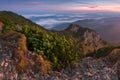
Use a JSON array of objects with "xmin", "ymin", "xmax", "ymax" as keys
[
  {"xmin": 0, "ymin": 11, "xmax": 45, "ymax": 31},
  {"xmin": 0, "ymin": 11, "xmax": 119, "ymax": 79},
  {"xmin": 0, "ymin": 31, "xmax": 119, "ymax": 80}
]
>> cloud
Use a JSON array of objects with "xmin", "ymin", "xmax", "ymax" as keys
[
  {"xmin": 29, "ymin": 13, "xmax": 103, "ymax": 29},
  {"xmin": 34, "ymin": 16, "xmax": 83, "ymax": 28},
  {"xmin": 88, "ymin": 5, "xmax": 98, "ymax": 8},
  {"xmin": 23, "ymin": 14, "xmax": 56, "ymax": 18}
]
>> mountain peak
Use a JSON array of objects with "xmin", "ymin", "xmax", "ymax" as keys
[
  {"xmin": 65, "ymin": 23, "xmax": 94, "ymax": 33},
  {"xmin": 65, "ymin": 24, "xmax": 80, "ymax": 32}
]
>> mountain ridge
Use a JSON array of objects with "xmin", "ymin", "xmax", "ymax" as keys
[{"xmin": 0, "ymin": 11, "xmax": 46, "ymax": 31}]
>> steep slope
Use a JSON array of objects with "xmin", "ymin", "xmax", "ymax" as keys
[{"xmin": 0, "ymin": 11, "xmax": 46, "ymax": 31}]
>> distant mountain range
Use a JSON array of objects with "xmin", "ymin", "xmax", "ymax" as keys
[{"xmin": 52, "ymin": 17, "xmax": 120, "ymax": 42}]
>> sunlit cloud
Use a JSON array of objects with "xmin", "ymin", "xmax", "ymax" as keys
[{"xmin": 61, "ymin": 5, "xmax": 120, "ymax": 12}]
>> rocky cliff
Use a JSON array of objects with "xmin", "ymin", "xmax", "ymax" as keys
[{"xmin": 65, "ymin": 24, "xmax": 105, "ymax": 54}]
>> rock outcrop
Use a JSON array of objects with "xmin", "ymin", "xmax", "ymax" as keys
[
  {"xmin": 0, "ymin": 31, "xmax": 51, "ymax": 80},
  {"xmin": 65, "ymin": 24, "xmax": 105, "ymax": 54}
]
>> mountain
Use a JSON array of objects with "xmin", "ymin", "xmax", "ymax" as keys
[
  {"xmin": 62, "ymin": 24, "xmax": 105, "ymax": 54},
  {"xmin": 0, "ymin": 11, "xmax": 119, "ymax": 79},
  {"xmin": 52, "ymin": 17, "xmax": 120, "ymax": 42}
]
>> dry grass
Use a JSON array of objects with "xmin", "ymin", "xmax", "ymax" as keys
[{"xmin": 35, "ymin": 55, "xmax": 52, "ymax": 74}]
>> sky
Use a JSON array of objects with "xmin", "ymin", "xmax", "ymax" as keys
[{"xmin": 1, "ymin": 0, "xmax": 120, "ymax": 13}]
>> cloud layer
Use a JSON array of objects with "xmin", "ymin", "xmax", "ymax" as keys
[{"xmin": 24, "ymin": 12, "xmax": 117, "ymax": 29}]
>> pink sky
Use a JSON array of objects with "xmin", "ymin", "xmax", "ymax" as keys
[
  {"xmin": 55, "ymin": 5, "xmax": 120, "ymax": 12},
  {"xmin": 1, "ymin": 0, "xmax": 120, "ymax": 13}
]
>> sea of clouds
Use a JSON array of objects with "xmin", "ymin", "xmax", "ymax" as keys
[{"xmin": 23, "ymin": 12, "xmax": 120, "ymax": 29}]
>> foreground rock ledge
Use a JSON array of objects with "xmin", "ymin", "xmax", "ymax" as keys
[{"xmin": 0, "ymin": 31, "xmax": 119, "ymax": 80}]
